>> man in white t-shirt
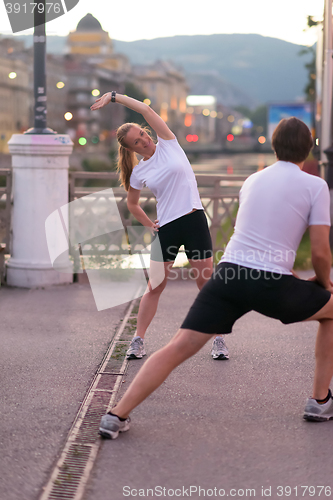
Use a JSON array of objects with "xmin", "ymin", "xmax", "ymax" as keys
[{"xmin": 100, "ymin": 117, "xmax": 333, "ymax": 439}]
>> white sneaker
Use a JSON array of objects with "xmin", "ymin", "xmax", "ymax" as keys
[
  {"xmin": 303, "ymin": 390, "xmax": 333, "ymax": 421},
  {"xmin": 126, "ymin": 336, "xmax": 146, "ymax": 359},
  {"xmin": 211, "ymin": 336, "xmax": 229, "ymax": 360},
  {"xmin": 99, "ymin": 413, "xmax": 131, "ymax": 439}
]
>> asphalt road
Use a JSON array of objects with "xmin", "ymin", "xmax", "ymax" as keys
[
  {"xmin": 1, "ymin": 271, "xmax": 333, "ymax": 500},
  {"xmin": 0, "ymin": 282, "xmax": 128, "ymax": 500},
  {"xmin": 85, "ymin": 273, "xmax": 333, "ymax": 500}
]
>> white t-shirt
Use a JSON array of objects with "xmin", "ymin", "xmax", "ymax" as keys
[
  {"xmin": 129, "ymin": 136, "xmax": 203, "ymax": 227},
  {"xmin": 220, "ymin": 161, "xmax": 331, "ymax": 274}
]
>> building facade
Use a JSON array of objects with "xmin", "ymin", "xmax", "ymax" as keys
[
  {"xmin": 132, "ymin": 60, "xmax": 189, "ymax": 142},
  {"xmin": 0, "ymin": 39, "xmax": 29, "ymax": 153}
]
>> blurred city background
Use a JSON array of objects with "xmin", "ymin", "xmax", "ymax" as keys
[
  {"xmin": 0, "ymin": 10, "xmax": 320, "ymax": 162},
  {"xmin": 1, "ymin": 4, "xmax": 333, "ymax": 500},
  {"xmin": 0, "ymin": 2, "xmax": 327, "ymax": 280}
]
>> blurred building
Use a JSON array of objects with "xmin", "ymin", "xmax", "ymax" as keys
[
  {"xmin": 183, "ymin": 96, "xmax": 253, "ymax": 148},
  {"xmin": 0, "ymin": 38, "xmax": 29, "ymax": 153},
  {"xmin": 67, "ymin": 13, "xmax": 131, "ymax": 74},
  {"xmin": 132, "ymin": 60, "xmax": 188, "ymax": 141},
  {"xmin": 0, "ymin": 37, "xmax": 68, "ymax": 141},
  {"xmin": 64, "ymin": 55, "xmax": 125, "ymax": 149},
  {"xmin": 0, "ymin": 13, "xmax": 193, "ymax": 154},
  {"xmin": 215, "ymin": 104, "xmax": 252, "ymax": 148},
  {"xmin": 67, "ymin": 13, "xmax": 114, "ymax": 56},
  {"xmin": 184, "ymin": 95, "xmax": 217, "ymax": 144},
  {"xmin": 65, "ymin": 13, "xmax": 132, "ymax": 148}
]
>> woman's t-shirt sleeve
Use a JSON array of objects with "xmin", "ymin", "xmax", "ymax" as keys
[
  {"xmin": 129, "ymin": 169, "xmax": 144, "ymax": 190},
  {"xmin": 157, "ymin": 135, "xmax": 178, "ymax": 150}
]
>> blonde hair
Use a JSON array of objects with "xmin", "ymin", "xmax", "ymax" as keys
[{"xmin": 116, "ymin": 123, "xmax": 153, "ymax": 191}]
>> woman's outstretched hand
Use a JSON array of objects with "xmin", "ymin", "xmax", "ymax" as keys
[{"xmin": 90, "ymin": 92, "xmax": 111, "ymax": 110}]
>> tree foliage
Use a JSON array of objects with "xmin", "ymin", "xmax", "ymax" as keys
[{"xmin": 299, "ymin": 15, "xmax": 322, "ymax": 101}]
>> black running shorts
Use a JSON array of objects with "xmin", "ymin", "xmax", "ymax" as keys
[
  {"xmin": 150, "ymin": 210, "xmax": 213, "ymax": 262},
  {"xmin": 181, "ymin": 262, "xmax": 331, "ymax": 334}
]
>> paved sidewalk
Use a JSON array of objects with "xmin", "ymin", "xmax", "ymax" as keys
[
  {"xmin": 85, "ymin": 273, "xmax": 333, "ymax": 500},
  {"xmin": 0, "ymin": 282, "xmax": 129, "ymax": 500},
  {"xmin": 1, "ymin": 272, "xmax": 333, "ymax": 500}
]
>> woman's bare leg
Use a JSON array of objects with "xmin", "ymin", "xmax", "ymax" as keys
[
  {"xmin": 136, "ymin": 261, "xmax": 174, "ymax": 339},
  {"xmin": 189, "ymin": 257, "xmax": 228, "ymax": 357},
  {"xmin": 188, "ymin": 256, "xmax": 213, "ymax": 290}
]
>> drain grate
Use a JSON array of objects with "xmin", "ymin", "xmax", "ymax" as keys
[
  {"xmin": 48, "ymin": 445, "xmax": 92, "ymax": 500},
  {"xmin": 39, "ymin": 297, "xmax": 139, "ymax": 500}
]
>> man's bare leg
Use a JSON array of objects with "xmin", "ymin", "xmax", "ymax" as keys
[
  {"xmin": 312, "ymin": 319, "xmax": 333, "ymax": 399},
  {"xmin": 113, "ymin": 329, "xmax": 215, "ymax": 418},
  {"xmin": 305, "ymin": 296, "xmax": 333, "ymax": 400}
]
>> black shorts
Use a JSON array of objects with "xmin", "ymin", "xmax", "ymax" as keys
[
  {"xmin": 150, "ymin": 210, "xmax": 213, "ymax": 262},
  {"xmin": 181, "ymin": 262, "xmax": 331, "ymax": 334}
]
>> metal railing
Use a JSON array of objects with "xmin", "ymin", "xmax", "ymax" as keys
[
  {"xmin": 68, "ymin": 171, "xmax": 248, "ymax": 261},
  {"xmin": 0, "ymin": 169, "xmax": 249, "ymax": 281}
]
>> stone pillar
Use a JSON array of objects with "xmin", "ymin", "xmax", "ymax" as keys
[{"xmin": 6, "ymin": 134, "xmax": 73, "ymax": 287}]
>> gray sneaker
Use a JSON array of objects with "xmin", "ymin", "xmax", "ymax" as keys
[
  {"xmin": 303, "ymin": 390, "xmax": 333, "ymax": 422},
  {"xmin": 99, "ymin": 413, "xmax": 131, "ymax": 439},
  {"xmin": 211, "ymin": 336, "xmax": 229, "ymax": 360},
  {"xmin": 126, "ymin": 336, "xmax": 146, "ymax": 359}
]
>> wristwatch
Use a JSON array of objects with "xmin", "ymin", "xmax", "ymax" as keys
[{"xmin": 111, "ymin": 91, "xmax": 116, "ymax": 103}]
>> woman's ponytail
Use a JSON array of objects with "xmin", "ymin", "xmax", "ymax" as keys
[{"xmin": 116, "ymin": 123, "xmax": 138, "ymax": 191}]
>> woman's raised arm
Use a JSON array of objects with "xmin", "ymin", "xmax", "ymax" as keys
[{"xmin": 91, "ymin": 93, "xmax": 175, "ymax": 141}]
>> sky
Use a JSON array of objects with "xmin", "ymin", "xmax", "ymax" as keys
[{"xmin": 0, "ymin": 0, "xmax": 325, "ymax": 46}]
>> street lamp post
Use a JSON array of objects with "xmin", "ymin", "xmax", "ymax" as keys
[
  {"xmin": 323, "ymin": 144, "xmax": 333, "ymax": 246},
  {"xmin": 321, "ymin": 0, "xmax": 333, "ymax": 248},
  {"xmin": 25, "ymin": 0, "xmax": 55, "ymax": 134},
  {"xmin": 6, "ymin": 0, "xmax": 74, "ymax": 287},
  {"xmin": 320, "ymin": 0, "xmax": 333, "ymax": 165}
]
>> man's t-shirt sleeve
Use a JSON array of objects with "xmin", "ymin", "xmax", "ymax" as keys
[{"xmin": 309, "ymin": 182, "xmax": 331, "ymax": 226}]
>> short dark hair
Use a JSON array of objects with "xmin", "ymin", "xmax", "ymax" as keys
[{"xmin": 271, "ymin": 117, "xmax": 313, "ymax": 164}]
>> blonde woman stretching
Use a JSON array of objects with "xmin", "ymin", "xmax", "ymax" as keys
[{"xmin": 91, "ymin": 92, "xmax": 229, "ymax": 361}]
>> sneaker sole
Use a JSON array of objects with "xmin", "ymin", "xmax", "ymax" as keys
[
  {"xmin": 212, "ymin": 354, "xmax": 229, "ymax": 360},
  {"xmin": 99, "ymin": 429, "xmax": 119, "ymax": 439},
  {"xmin": 99, "ymin": 422, "xmax": 131, "ymax": 439},
  {"xmin": 303, "ymin": 413, "xmax": 333, "ymax": 422},
  {"xmin": 126, "ymin": 354, "xmax": 145, "ymax": 360}
]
